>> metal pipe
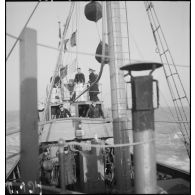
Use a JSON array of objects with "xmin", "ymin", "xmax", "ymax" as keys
[{"xmin": 131, "ymin": 75, "xmax": 157, "ymax": 194}]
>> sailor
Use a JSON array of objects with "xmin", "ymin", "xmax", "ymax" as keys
[
  {"xmin": 86, "ymin": 101, "xmax": 104, "ymax": 118},
  {"xmin": 67, "ymin": 79, "xmax": 76, "ymax": 101},
  {"xmin": 57, "ymin": 104, "xmax": 71, "ymax": 118},
  {"xmin": 74, "ymin": 67, "xmax": 85, "ymax": 85},
  {"xmin": 88, "ymin": 68, "xmax": 99, "ymax": 101},
  {"xmin": 50, "ymin": 75, "xmax": 61, "ymax": 88}
]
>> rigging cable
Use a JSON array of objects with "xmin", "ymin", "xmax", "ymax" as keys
[
  {"xmin": 124, "ymin": 1, "xmax": 131, "ymax": 63},
  {"xmin": 44, "ymin": 2, "xmax": 75, "ymax": 121},
  {"xmin": 144, "ymin": 2, "xmax": 190, "ymax": 158},
  {"xmin": 6, "ymin": 1, "xmax": 40, "ymax": 62},
  {"xmin": 76, "ymin": 2, "xmax": 78, "ymax": 69},
  {"xmin": 72, "ymin": 1, "xmax": 106, "ymax": 102},
  {"xmin": 159, "ymin": 88, "xmax": 189, "ymax": 144},
  {"xmin": 6, "ymin": 33, "xmax": 190, "ymax": 69}
]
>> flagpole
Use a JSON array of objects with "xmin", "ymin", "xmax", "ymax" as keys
[{"xmin": 43, "ymin": 2, "xmax": 75, "ymax": 121}]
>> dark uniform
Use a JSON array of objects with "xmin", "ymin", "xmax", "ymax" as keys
[
  {"xmin": 74, "ymin": 73, "xmax": 85, "ymax": 84},
  {"xmin": 50, "ymin": 76, "xmax": 61, "ymax": 88},
  {"xmin": 86, "ymin": 104, "xmax": 104, "ymax": 118},
  {"xmin": 89, "ymin": 72, "xmax": 99, "ymax": 101},
  {"xmin": 57, "ymin": 107, "xmax": 71, "ymax": 118}
]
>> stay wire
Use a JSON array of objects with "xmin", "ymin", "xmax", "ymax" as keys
[
  {"xmin": 6, "ymin": 32, "xmax": 190, "ymax": 69},
  {"xmin": 6, "ymin": 1, "xmax": 40, "ymax": 62}
]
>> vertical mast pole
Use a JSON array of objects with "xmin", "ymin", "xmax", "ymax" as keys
[
  {"xmin": 106, "ymin": 2, "xmax": 132, "ymax": 193},
  {"xmin": 44, "ymin": 2, "xmax": 75, "ymax": 121},
  {"xmin": 20, "ymin": 28, "xmax": 39, "ymax": 193}
]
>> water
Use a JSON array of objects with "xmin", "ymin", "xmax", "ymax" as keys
[
  {"xmin": 6, "ymin": 111, "xmax": 20, "ymax": 176},
  {"xmin": 6, "ymin": 108, "xmax": 190, "ymax": 177}
]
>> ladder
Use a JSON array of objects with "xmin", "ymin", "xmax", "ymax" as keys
[
  {"xmin": 144, "ymin": 1, "xmax": 190, "ymax": 157},
  {"xmin": 109, "ymin": 2, "xmax": 132, "ymax": 109},
  {"xmin": 109, "ymin": 1, "xmax": 131, "ymax": 65}
]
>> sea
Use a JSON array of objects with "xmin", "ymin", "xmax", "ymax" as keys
[{"xmin": 6, "ymin": 107, "xmax": 190, "ymax": 177}]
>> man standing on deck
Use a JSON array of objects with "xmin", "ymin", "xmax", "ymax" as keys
[
  {"xmin": 86, "ymin": 101, "xmax": 104, "ymax": 118},
  {"xmin": 74, "ymin": 67, "xmax": 85, "ymax": 85},
  {"xmin": 88, "ymin": 68, "xmax": 99, "ymax": 101}
]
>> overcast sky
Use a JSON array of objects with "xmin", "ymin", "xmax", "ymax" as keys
[{"xmin": 6, "ymin": 1, "xmax": 190, "ymax": 111}]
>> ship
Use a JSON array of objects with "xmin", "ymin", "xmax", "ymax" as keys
[{"xmin": 6, "ymin": 1, "xmax": 190, "ymax": 194}]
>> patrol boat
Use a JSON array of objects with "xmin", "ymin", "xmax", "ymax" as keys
[{"xmin": 6, "ymin": 1, "xmax": 190, "ymax": 194}]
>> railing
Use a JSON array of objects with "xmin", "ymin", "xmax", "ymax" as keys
[{"xmin": 49, "ymin": 83, "xmax": 103, "ymax": 103}]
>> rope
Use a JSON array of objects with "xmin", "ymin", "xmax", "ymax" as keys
[
  {"xmin": 36, "ymin": 42, "xmax": 190, "ymax": 68},
  {"xmin": 155, "ymin": 120, "xmax": 190, "ymax": 124},
  {"xmin": 44, "ymin": 2, "xmax": 75, "ymax": 122},
  {"xmin": 69, "ymin": 139, "xmax": 155, "ymax": 148},
  {"xmin": 6, "ymin": 139, "xmax": 155, "ymax": 161},
  {"xmin": 144, "ymin": 2, "xmax": 190, "ymax": 151},
  {"xmin": 45, "ymin": 138, "xmax": 155, "ymax": 149},
  {"xmin": 6, "ymin": 152, "xmax": 20, "ymax": 160},
  {"xmin": 6, "ymin": 2, "xmax": 40, "ymax": 62},
  {"xmin": 6, "ymin": 33, "xmax": 190, "ymax": 69},
  {"xmin": 95, "ymin": 22, "xmax": 101, "ymax": 40},
  {"xmin": 124, "ymin": 1, "xmax": 131, "ymax": 63}
]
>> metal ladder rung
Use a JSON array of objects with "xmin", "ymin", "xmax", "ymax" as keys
[
  {"xmin": 114, "ymin": 36, "xmax": 129, "ymax": 39},
  {"xmin": 113, "ymin": 21, "xmax": 127, "ymax": 24},
  {"xmin": 109, "ymin": 44, "xmax": 122, "ymax": 47},
  {"xmin": 112, "ymin": 7, "xmax": 126, "ymax": 10},
  {"xmin": 173, "ymin": 96, "xmax": 187, "ymax": 102},
  {"xmin": 114, "ymin": 51, "xmax": 129, "ymax": 54},
  {"xmin": 146, "ymin": 2, "xmax": 153, "ymax": 11},
  {"xmin": 154, "ymin": 25, "xmax": 160, "ymax": 33},
  {"xmin": 166, "ymin": 72, "xmax": 178, "ymax": 78},
  {"xmin": 108, "ymin": 16, "xmax": 121, "ymax": 20},
  {"xmin": 160, "ymin": 49, "xmax": 169, "ymax": 56}
]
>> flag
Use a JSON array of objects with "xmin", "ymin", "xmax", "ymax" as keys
[
  {"xmin": 70, "ymin": 31, "xmax": 77, "ymax": 47},
  {"xmin": 60, "ymin": 65, "xmax": 68, "ymax": 79},
  {"xmin": 64, "ymin": 39, "xmax": 69, "ymax": 52},
  {"xmin": 58, "ymin": 21, "xmax": 61, "ymax": 39},
  {"xmin": 68, "ymin": 58, "xmax": 77, "ymax": 75}
]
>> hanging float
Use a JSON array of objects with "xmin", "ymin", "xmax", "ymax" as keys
[
  {"xmin": 84, "ymin": 1, "xmax": 102, "ymax": 22},
  {"xmin": 95, "ymin": 41, "xmax": 109, "ymax": 64}
]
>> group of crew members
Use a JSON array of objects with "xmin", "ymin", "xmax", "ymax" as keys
[
  {"xmin": 47, "ymin": 67, "xmax": 104, "ymax": 119},
  {"xmin": 49, "ymin": 67, "xmax": 99, "ymax": 101},
  {"xmin": 51, "ymin": 101, "xmax": 104, "ymax": 119},
  {"xmin": 73, "ymin": 67, "xmax": 100, "ymax": 102}
]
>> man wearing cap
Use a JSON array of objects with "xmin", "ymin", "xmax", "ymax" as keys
[
  {"xmin": 56, "ymin": 104, "xmax": 71, "ymax": 118},
  {"xmin": 88, "ymin": 68, "xmax": 99, "ymax": 101},
  {"xmin": 86, "ymin": 101, "xmax": 104, "ymax": 118},
  {"xmin": 74, "ymin": 67, "xmax": 85, "ymax": 84}
]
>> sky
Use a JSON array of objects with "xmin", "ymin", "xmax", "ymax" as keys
[{"xmin": 6, "ymin": 1, "xmax": 190, "ymax": 111}]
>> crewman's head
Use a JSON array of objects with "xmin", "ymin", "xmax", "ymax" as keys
[
  {"xmin": 77, "ymin": 67, "xmax": 81, "ymax": 73},
  {"xmin": 92, "ymin": 101, "xmax": 96, "ymax": 106},
  {"xmin": 59, "ymin": 104, "xmax": 64, "ymax": 110},
  {"xmin": 88, "ymin": 68, "xmax": 95, "ymax": 73}
]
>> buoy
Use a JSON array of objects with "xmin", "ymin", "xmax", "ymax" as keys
[
  {"xmin": 84, "ymin": 1, "xmax": 102, "ymax": 22},
  {"xmin": 95, "ymin": 41, "xmax": 110, "ymax": 64}
]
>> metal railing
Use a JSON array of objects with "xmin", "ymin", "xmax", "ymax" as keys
[{"xmin": 49, "ymin": 83, "xmax": 103, "ymax": 103}]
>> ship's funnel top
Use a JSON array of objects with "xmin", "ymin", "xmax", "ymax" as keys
[{"xmin": 120, "ymin": 62, "xmax": 163, "ymax": 72}]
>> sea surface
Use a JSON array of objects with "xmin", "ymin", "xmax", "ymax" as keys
[{"xmin": 6, "ymin": 108, "xmax": 190, "ymax": 177}]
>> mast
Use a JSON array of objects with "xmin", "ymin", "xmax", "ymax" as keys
[
  {"xmin": 106, "ymin": 2, "xmax": 132, "ymax": 193},
  {"xmin": 43, "ymin": 2, "xmax": 75, "ymax": 121}
]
